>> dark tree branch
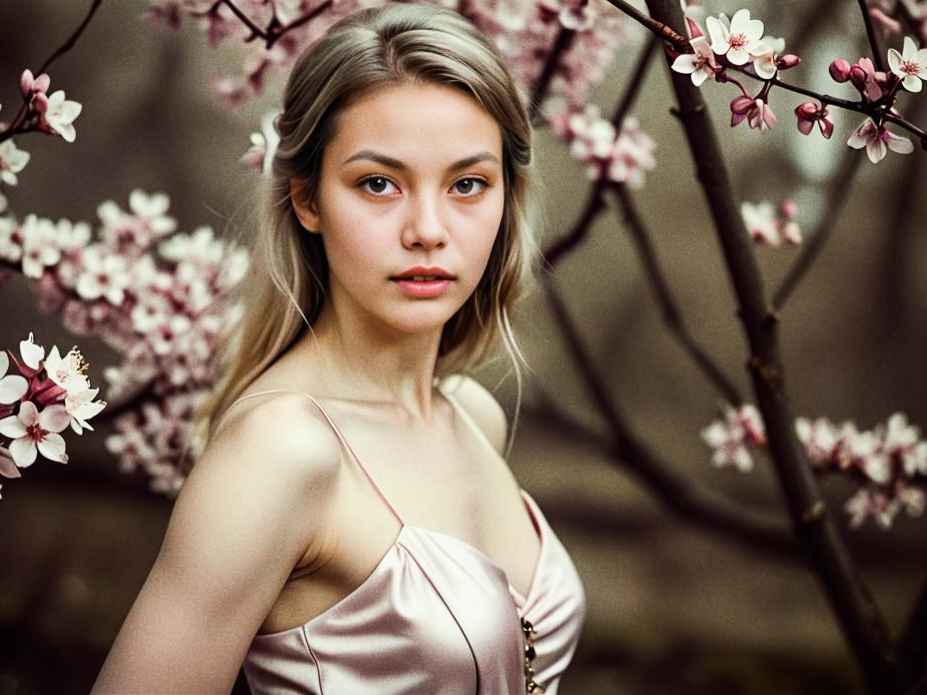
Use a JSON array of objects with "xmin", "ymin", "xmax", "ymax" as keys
[
  {"xmin": 859, "ymin": 0, "xmax": 887, "ymax": 73},
  {"xmin": 529, "ymin": 26, "xmax": 576, "ymax": 121},
  {"xmin": 609, "ymin": 182, "xmax": 743, "ymax": 405},
  {"xmin": 640, "ymin": 0, "xmax": 903, "ymax": 690},
  {"xmin": 611, "ymin": 34, "xmax": 660, "ymax": 129},
  {"xmin": 37, "ymin": 0, "xmax": 104, "ymax": 75},
  {"xmin": 773, "ymin": 151, "xmax": 864, "ymax": 311},
  {"xmin": 603, "ymin": 0, "xmax": 689, "ymax": 50},
  {"xmin": 538, "ymin": 275, "xmax": 797, "ymax": 554}
]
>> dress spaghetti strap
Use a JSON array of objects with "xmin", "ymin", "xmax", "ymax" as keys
[{"xmin": 226, "ymin": 389, "xmax": 406, "ymax": 525}]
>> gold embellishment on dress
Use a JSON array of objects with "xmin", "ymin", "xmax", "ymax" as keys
[{"xmin": 521, "ymin": 617, "xmax": 545, "ymax": 694}]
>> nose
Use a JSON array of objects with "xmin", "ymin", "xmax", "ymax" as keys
[{"xmin": 401, "ymin": 192, "xmax": 449, "ymax": 250}]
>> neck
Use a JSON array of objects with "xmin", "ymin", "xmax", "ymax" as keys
[{"xmin": 300, "ymin": 303, "xmax": 445, "ymax": 421}]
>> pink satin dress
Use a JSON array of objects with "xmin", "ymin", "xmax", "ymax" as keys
[{"xmin": 228, "ymin": 389, "xmax": 586, "ymax": 694}]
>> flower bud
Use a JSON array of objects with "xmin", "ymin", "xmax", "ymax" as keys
[
  {"xmin": 849, "ymin": 64, "xmax": 868, "ymax": 86},
  {"xmin": 776, "ymin": 54, "xmax": 801, "ymax": 70},
  {"xmin": 19, "ymin": 69, "xmax": 34, "ymax": 98},
  {"xmin": 829, "ymin": 58, "xmax": 851, "ymax": 82},
  {"xmin": 780, "ymin": 199, "xmax": 798, "ymax": 218},
  {"xmin": 32, "ymin": 91, "xmax": 49, "ymax": 116},
  {"xmin": 33, "ymin": 73, "xmax": 51, "ymax": 95}
]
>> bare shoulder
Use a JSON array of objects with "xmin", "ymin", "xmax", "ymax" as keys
[
  {"xmin": 206, "ymin": 390, "xmax": 343, "ymax": 488},
  {"xmin": 441, "ymin": 375, "xmax": 508, "ymax": 457}
]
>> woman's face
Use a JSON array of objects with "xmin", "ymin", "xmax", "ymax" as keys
[{"xmin": 292, "ymin": 81, "xmax": 505, "ymax": 340}]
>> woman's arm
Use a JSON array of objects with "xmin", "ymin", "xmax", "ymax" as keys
[{"xmin": 92, "ymin": 393, "xmax": 342, "ymax": 694}]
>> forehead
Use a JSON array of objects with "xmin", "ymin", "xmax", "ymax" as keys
[{"xmin": 327, "ymin": 82, "xmax": 503, "ymax": 165}]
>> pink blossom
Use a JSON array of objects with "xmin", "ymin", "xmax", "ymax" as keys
[
  {"xmin": 20, "ymin": 215, "xmax": 62, "ymax": 278},
  {"xmin": 42, "ymin": 91, "xmax": 82, "ymax": 143},
  {"xmin": 829, "ymin": 58, "xmax": 852, "ymax": 82},
  {"xmin": 0, "ymin": 139, "xmax": 31, "ymax": 186},
  {"xmin": 0, "ymin": 401, "xmax": 70, "ymax": 468},
  {"xmin": 558, "ymin": 0, "xmax": 595, "ymax": 31},
  {"xmin": 846, "ymin": 117, "xmax": 914, "ymax": 163},
  {"xmin": 0, "ymin": 217, "xmax": 22, "ymax": 263},
  {"xmin": 19, "ymin": 69, "xmax": 50, "ymax": 99},
  {"xmin": 794, "ymin": 102, "xmax": 834, "ymax": 139},
  {"xmin": 887, "ymin": 35, "xmax": 927, "ymax": 92},
  {"xmin": 671, "ymin": 36, "xmax": 719, "ymax": 86},
  {"xmin": 706, "ymin": 8, "xmax": 768, "ymax": 66},
  {"xmin": 849, "ymin": 57, "xmax": 886, "ymax": 101},
  {"xmin": 730, "ymin": 95, "xmax": 777, "ymax": 131},
  {"xmin": 701, "ymin": 403, "xmax": 766, "ymax": 472},
  {"xmin": 608, "ymin": 118, "xmax": 656, "ymax": 188},
  {"xmin": 75, "ymin": 244, "xmax": 131, "ymax": 305}
]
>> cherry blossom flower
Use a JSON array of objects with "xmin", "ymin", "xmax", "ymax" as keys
[
  {"xmin": 608, "ymin": 118, "xmax": 656, "ymax": 188},
  {"xmin": 65, "ymin": 386, "xmax": 106, "ymax": 435},
  {"xmin": 44, "ymin": 345, "xmax": 91, "ymax": 395},
  {"xmin": 849, "ymin": 57, "xmax": 886, "ymax": 101},
  {"xmin": 794, "ymin": 102, "xmax": 834, "ymax": 139},
  {"xmin": 730, "ymin": 95, "xmax": 777, "ymax": 131},
  {"xmin": 19, "ymin": 69, "xmax": 51, "ymax": 99},
  {"xmin": 706, "ymin": 8, "xmax": 768, "ymax": 66},
  {"xmin": 97, "ymin": 189, "xmax": 176, "ymax": 257},
  {"xmin": 751, "ymin": 35, "xmax": 784, "ymax": 80},
  {"xmin": 0, "ymin": 351, "xmax": 28, "ymax": 405},
  {"xmin": 0, "ymin": 401, "xmax": 70, "ymax": 468},
  {"xmin": 701, "ymin": 403, "xmax": 766, "ymax": 472},
  {"xmin": 42, "ymin": 90, "xmax": 83, "ymax": 143},
  {"xmin": 671, "ymin": 35, "xmax": 719, "ymax": 86},
  {"xmin": 0, "ymin": 216, "xmax": 22, "ymax": 263},
  {"xmin": 20, "ymin": 214, "xmax": 62, "ymax": 278},
  {"xmin": 847, "ymin": 117, "xmax": 914, "ymax": 163},
  {"xmin": 887, "ymin": 35, "xmax": 927, "ymax": 92},
  {"xmin": 75, "ymin": 244, "xmax": 131, "ymax": 305},
  {"xmin": 0, "ymin": 139, "xmax": 31, "ymax": 186}
]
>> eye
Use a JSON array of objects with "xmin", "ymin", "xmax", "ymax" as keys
[
  {"xmin": 451, "ymin": 177, "xmax": 488, "ymax": 197},
  {"xmin": 359, "ymin": 176, "xmax": 399, "ymax": 196}
]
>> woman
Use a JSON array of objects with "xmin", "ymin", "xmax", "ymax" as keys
[{"xmin": 93, "ymin": 4, "xmax": 585, "ymax": 693}]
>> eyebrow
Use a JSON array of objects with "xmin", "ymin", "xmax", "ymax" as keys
[{"xmin": 343, "ymin": 150, "xmax": 500, "ymax": 171}]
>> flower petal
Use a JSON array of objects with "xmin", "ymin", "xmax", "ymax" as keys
[
  {"xmin": 672, "ymin": 54, "xmax": 698, "ymax": 74},
  {"xmin": 0, "ymin": 448, "xmax": 21, "ymax": 478},
  {"xmin": 0, "ymin": 414, "xmax": 27, "ymax": 438},
  {"xmin": 17, "ymin": 400, "xmax": 39, "ymax": 426},
  {"xmin": 0, "ymin": 374, "xmax": 27, "ymax": 404},
  {"xmin": 9, "ymin": 437, "xmax": 37, "ymax": 468},
  {"xmin": 902, "ymin": 74, "xmax": 922, "ymax": 92},
  {"xmin": 705, "ymin": 16, "xmax": 728, "ymax": 54},
  {"xmin": 888, "ymin": 47, "xmax": 902, "ymax": 74},
  {"xmin": 866, "ymin": 138, "xmax": 888, "ymax": 163},
  {"xmin": 20, "ymin": 332, "xmax": 45, "ymax": 370},
  {"xmin": 886, "ymin": 132, "xmax": 914, "ymax": 153},
  {"xmin": 903, "ymin": 35, "xmax": 917, "ymax": 60},
  {"xmin": 0, "ymin": 351, "xmax": 7, "ymax": 376},
  {"xmin": 39, "ymin": 404, "xmax": 71, "ymax": 433},
  {"xmin": 38, "ymin": 432, "xmax": 68, "ymax": 463}
]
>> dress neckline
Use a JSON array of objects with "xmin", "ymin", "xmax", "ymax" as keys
[{"xmin": 253, "ymin": 488, "xmax": 547, "ymax": 639}]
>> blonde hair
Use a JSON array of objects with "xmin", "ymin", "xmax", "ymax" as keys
[{"xmin": 198, "ymin": 3, "xmax": 536, "ymax": 443}]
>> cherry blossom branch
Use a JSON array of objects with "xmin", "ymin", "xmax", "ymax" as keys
[
  {"xmin": 642, "ymin": 0, "xmax": 904, "ymax": 690},
  {"xmin": 773, "ymin": 151, "xmax": 864, "ymax": 310},
  {"xmin": 610, "ymin": 34, "xmax": 660, "ymax": 129},
  {"xmin": 608, "ymin": 182, "xmax": 744, "ymax": 405},
  {"xmin": 528, "ymin": 25, "xmax": 576, "ymax": 120},
  {"xmin": 37, "ymin": 0, "xmax": 104, "ymax": 75},
  {"xmin": 196, "ymin": 0, "xmax": 333, "ymax": 49},
  {"xmin": 541, "ymin": 35, "xmax": 658, "ymax": 265},
  {"xmin": 859, "ymin": 0, "xmax": 888, "ymax": 73},
  {"xmin": 0, "ymin": 0, "xmax": 101, "ymax": 146},
  {"xmin": 538, "ymin": 275, "xmax": 796, "ymax": 553},
  {"xmin": 602, "ymin": 0, "xmax": 689, "ymax": 50}
]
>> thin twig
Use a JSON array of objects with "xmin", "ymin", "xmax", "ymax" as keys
[
  {"xmin": 528, "ymin": 26, "xmax": 576, "ymax": 121},
  {"xmin": 643, "ymin": 0, "xmax": 903, "ymax": 690},
  {"xmin": 603, "ymin": 0, "xmax": 689, "ymax": 50},
  {"xmin": 859, "ymin": 0, "xmax": 887, "ymax": 73},
  {"xmin": 538, "ymin": 275, "xmax": 796, "ymax": 553},
  {"xmin": 773, "ymin": 151, "xmax": 864, "ymax": 311},
  {"xmin": 541, "ymin": 183, "xmax": 608, "ymax": 266},
  {"xmin": 611, "ymin": 35, "xmax": 660, "ymax": 129},
  {"xmin": 609, "ymin": 182, "xmax": 743, "ymax": 404},
  {"xmin": 37, "ymin": 0, "xmax": 105, "ymax": 75}
]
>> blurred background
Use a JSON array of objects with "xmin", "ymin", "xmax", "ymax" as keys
[{"xmin": 1, "ymin": 1, "xmax": 926, "ymax": 693}]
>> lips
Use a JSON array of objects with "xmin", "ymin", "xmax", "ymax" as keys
[
  {"xmin": 390, "ymin": 266, "xmax": 455, "ymax": 298},
  {"xmin": 391, "ymin": 266, "xmax": 455, "ymax": 281}
]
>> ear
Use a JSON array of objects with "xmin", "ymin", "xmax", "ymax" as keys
[{"xmin": 289, "ymin": 178, "xmax": 321, "ymax": 233}]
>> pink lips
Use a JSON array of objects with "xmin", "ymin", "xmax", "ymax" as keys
[{"xmin": 391, "ymin": 266, "xmax": 455, "ymax": 298}]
